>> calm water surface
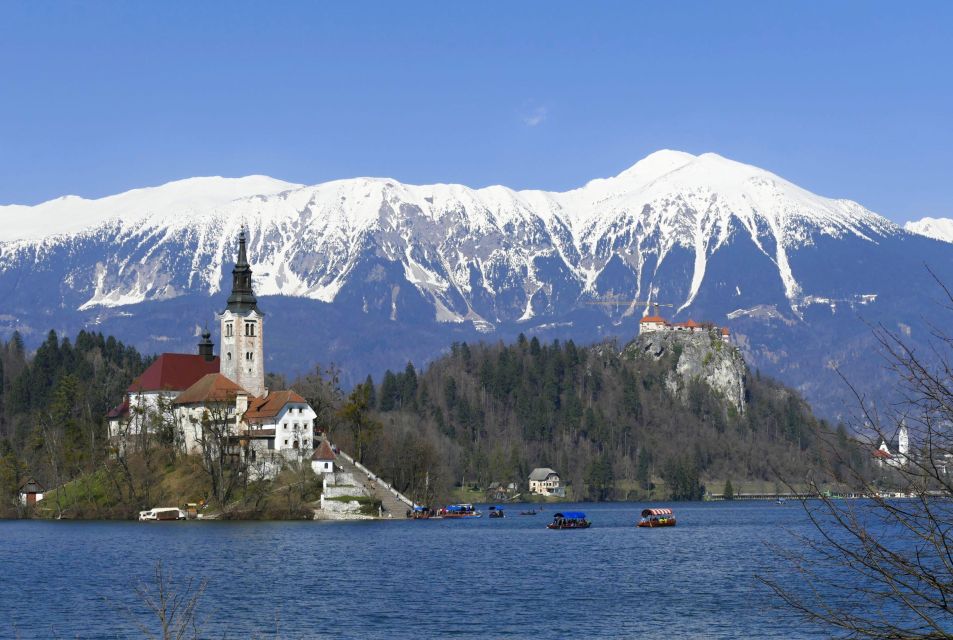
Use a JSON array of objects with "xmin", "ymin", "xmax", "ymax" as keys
[{"xmin": 0, "ymin": 502, "xmax": 826, "ymax": 639}]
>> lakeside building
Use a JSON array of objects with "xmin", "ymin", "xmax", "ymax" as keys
[
  {"xmin": 529, "ymin": 467, "xmax": 565, "ymax": 497},
  {"xmin": 106, "ymin": 229, "xmax": 319, "ymax": 471},
  {"xmin": 18, "ymin": 478, "xmax": 45, "ymax": 506},
  {"xmin": 873, "ymin": 422, "xmax": 910, "ymax": 469}
]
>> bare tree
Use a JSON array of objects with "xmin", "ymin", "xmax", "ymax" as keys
[
  {"xmin": 764, "ymin": 275, "xmax": 953, "ymax": 638},
  {"xmin": 130, "ymin": 561, "xmax": 207, "ymax": 640},
  {"xmin": 189, "ymin": 402, "xmax": 246, "ymax": 509}
]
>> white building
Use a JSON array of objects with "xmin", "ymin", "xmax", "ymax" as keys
[
  {"xmin": 243, "ymin": 389, "xmax": 317, "ymax": 458},
  {"xmin": 311, "ymin": 440, "xmax": 336, "ymax": 475},
  {"xmin": 875, "ymin": 422, "xmax": 910, "ymax": 469},
  {"xmin": 639, "ymin": 314, "xmax": 670, "ymax": 335},
  {"xmin": 529, "ymin": 467, "xmax": 565, "ymax": 497}
]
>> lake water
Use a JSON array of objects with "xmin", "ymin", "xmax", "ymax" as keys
[{"xmin": 0, "ymin": 502, "xmax": 830, "ymax": 639}]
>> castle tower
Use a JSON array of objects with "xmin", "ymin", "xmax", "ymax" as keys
[{"xmin": 218, "ymin": 228, "xmax": 266, "ymax": 397}]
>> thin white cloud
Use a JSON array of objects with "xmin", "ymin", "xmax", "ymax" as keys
[{"xmin": 522, "ymin": 106, "xmax": 548, "ymax": 127}]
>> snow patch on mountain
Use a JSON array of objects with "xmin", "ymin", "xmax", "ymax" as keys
[{"xmin": 905, "ymin": 217, "xmax": 953, "ymax": 243}]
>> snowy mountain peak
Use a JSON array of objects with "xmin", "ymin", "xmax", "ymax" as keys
[
  {"xmin": 905, "ymin": 217, "xmax": 953, "ymax": 243},
  {"xmin": 0, "ymin": 175, "xmax": 301, "ymax": 242},
  {"xmin": 0, "ymin": 150, "xmax": 908, "ymax": 321}
]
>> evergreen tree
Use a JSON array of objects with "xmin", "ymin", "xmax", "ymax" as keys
[
  {"xmin": 364, "ymin": 374, "xmax": 377, "ymax": 409},
  {"xmin": 379, "ymin": 370, "xmax": 399, "ymax": 411},
  {"xmin": 723, "ymin": 478, "xmax": 734, "ymax": 500}
]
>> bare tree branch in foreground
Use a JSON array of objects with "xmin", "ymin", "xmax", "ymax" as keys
[{"xmin": 762, "ymin": 271, "xmax": 953, "ymax": 638}]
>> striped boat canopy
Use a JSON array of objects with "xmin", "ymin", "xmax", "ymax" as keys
[{"xmin": 641, "ymin": 508, "xmax": 674, "ymax": 517}]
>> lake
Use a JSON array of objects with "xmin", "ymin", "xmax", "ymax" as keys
[{"xmin": 0, "ymin": 501, "xmax": 828, "ymax": 639}]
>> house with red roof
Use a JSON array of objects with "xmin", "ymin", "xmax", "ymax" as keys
[
  {"xmin": 107, "ymin": 331, "xmax": 220, "ymax": 444},
  {"xmin": 639, "ymin": 314, "xmax": 670, "ymax": 334}
]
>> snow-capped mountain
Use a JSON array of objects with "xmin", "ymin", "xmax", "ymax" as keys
[
  {"xmin": 2, "ymin": 150, "xmax": 951, "ymax": 418},
  {"xmin": 905, "ymin": 217, "xmax": 953, "ymax": 244}
]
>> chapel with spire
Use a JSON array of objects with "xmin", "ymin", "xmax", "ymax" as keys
[{"xmin": 218, "ymin": 227, "xmax": 266, "ymax": 397}]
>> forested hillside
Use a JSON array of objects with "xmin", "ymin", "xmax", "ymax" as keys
[
  {"xmin": 0, "ymin": 330, "xmax": 148, "ymax": 515},
  {"xmin": 0, "ymin": 328, "xmax": 861, "ymax": 517},
  {"xmin": 337, "ymin": 334, "xmax": 861, "ymax": 503}
]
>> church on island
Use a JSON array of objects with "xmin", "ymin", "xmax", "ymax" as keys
[{"xmin": 106, "ymin": 229, "xmax": 324, "ymax": 475}]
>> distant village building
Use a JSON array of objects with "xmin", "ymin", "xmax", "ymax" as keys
[
  {"xmin": 874, "ymin": 422, "xmax": 910, "ymax": 469},
  {"xmin": 106, "ymin": 229, "xmax": 318, "ymax": 473},
  {"xmin": 529, "ymin": 467, "xmax": 565, "ymax": 497},
  {"xmin": 487, "ymin": 481, "xmax": 519, "ymax": 502},
  {"xmin": 18, "ymin": 478, "xmax": 45, "ymax": 506},
  {"xmin": 311, "ymin": 440, "xmax": 336, "ymax": 475}
]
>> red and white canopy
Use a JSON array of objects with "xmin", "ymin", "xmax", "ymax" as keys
[{"xmin": 641, "ymin": 508, "xmax": 674, "ymax": 517}]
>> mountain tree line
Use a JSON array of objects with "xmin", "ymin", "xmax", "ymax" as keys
[
  {"xmin": 0, "ymin": 330, "xmax": 149, "ymax": 515},
  {"xmin": 328, "ymin": 334, "xmax": 859, "ymax": 503}
]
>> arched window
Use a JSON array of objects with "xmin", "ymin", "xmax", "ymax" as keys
[{"xmin": 226, "ymin": 352, "xmax": 232, "ymax": 361}]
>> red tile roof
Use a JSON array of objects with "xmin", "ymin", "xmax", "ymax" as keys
[
  {"xmin": 174, "ymin": 373, "xmax": 248, "ymax": 405},
  {"xmin": 106, "ymin": 399, "xmax": 130, "ymax": 419},
  {"xmin": 244, "ymin": 390, "xmax": 307, "ymax": 423},
  {"xmin": 674, "ymin": 319, "xmax": 702, "ymax": 328},
  {"xmin": 872, "ymin": 449, "xmax": 892, "ymax": 459},
  {"xmin": 721, "ymin": 327, "xmax": 730, "ymax": 335},
  {"xmin": 128, "ymin": 353, "xmax": 220, "ymax": 393},
  {"xmin": 640, "ymin": 316, "xmax": 669, "ymax": 324},
  {"xmin": 311, "ymin": 440, "xmax": 336, "ymax": 461}
]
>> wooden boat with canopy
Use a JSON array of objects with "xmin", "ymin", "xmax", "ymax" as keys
[
  {"xmin": 638, "ymin": 507, "xmax": 676, "ymax": 527},
  {"xmin": 547, "ymin": 511, "xmax": 591, "ymax": 529},
  {"xmin": 439, "ymin": 503, "xmax": 482, "ymax": 518}
]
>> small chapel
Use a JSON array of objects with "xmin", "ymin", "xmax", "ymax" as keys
[{"xmin": 107, "ymin": 229, "xmax": 324, "ymax": 473}]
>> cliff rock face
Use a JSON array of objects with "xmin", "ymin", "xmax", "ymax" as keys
[{"xmin": 624, "ymin": 330, "xmax": 747, "ymax": 411}]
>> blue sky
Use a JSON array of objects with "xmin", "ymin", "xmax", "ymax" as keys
[{"xmin": 1, "ymin": 2, "xmax": 950, "ymax": 222}]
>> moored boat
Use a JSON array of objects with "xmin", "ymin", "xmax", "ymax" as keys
[
  {"xmin": 439, "ymin": 503, "xmax": 482, "ymax": 518},
  {"xmin": 488, "ymin": 505, "xmax": 505, "ymax": 518},
  {"xmin": 547, "ymin": 511, "xmax": 590, "ymax": 529},
  {"xmin": 407, "ymin": 505, "xmax": 436, "ymax": 519},
  {"xmin": 519, "ymin": 509, "xmax": 538, "ymax": 516},
  {"xmin": 138, "ymin": 507, "xmax": 186, "ymax": 521},
  {"xmin": 638, "ymin": 508, "xmax": 676, "ymax": 527}
]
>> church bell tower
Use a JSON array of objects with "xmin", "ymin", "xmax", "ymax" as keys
[{"xmin": 218, "ymin": 228, "xmax": 266, "ymax": 397}]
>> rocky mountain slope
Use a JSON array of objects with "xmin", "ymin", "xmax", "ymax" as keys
[
  {"xmin": 624, "ymin": 330, "xmax": 747, "ymax": 412},
  {"xmin": 2, "ymin": 150, "xmax": 952, "ymax": 418}
]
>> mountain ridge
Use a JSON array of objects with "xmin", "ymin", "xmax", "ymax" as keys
[{"xmin": 0, "ymin": 150, "xmax": 950, "ymax": 418}]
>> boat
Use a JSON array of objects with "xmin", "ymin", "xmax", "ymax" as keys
[
  {"xmin": 638, "ymin": 508, "xmax": 676, "ymax": 527},
  {"xmin": 407, "ymin": 505, "xmax": 436, "ymax": 519},
  {"xmin": 519, "ymin": 509, "xmax": 538, "ymax": 516},
  {"xmin": 547, "ymin": 511, "xmax": 591, "ymax": 529},
  {"xmin": 138, "ymin": 507, "xmax": 186, "ymax": 521},
  {"xmin": 488, "ymin": 505, "xmax": 505, "ymax": 518},
  {"xmin": 439, "ymin": 504, "xmax": 482, "ymax": 518}
]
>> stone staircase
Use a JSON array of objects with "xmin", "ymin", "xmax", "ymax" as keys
[{"xmin": 332, "ymin": 449, "xmax": 414, "ymax": 518}]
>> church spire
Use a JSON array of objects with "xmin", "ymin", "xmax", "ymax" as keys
[{"xmin": 225, "ymin": 226, "xmax": 259, "ymax": 314}]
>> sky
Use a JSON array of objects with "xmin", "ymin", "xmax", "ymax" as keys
[{"xmin": 1, "ymin": 2, "xmax": 951, "ymax": 223}]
